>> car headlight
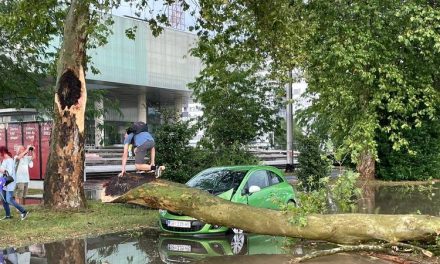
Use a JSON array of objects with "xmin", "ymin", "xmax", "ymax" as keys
[{"xmin": 159, "ymin": 209, "xmax": 167, "ymax": 216}]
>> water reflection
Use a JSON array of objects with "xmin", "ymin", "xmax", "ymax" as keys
[
  {"xmin": 1, "ymin": 232, "xmax": 392, "ymax": 264},
  {"xmin": 158, "ymin": 234, "xmax": 292, "ymax": 263},
  {"xmin": 46, "ymin": 240, "xmax": 85, "ymax": 264},
  {"xmin": 195, "ymin": 254, "xmax": 393, "ymax": 264},
  {"xmin": 358, "ymin": 183, "xmax": 440, "ymax": 215},
  {"xmin": 1, "ymin": 232, "xmax": 163, "ymax": 264},
  {"xmin": 86, "ymin": 232, "xmax": 162, "ymax": 264},
  {"xmin": 1, "ymin": 232, "xmax": 296, "ymax": 264},
  {"xmin": 2, "ymin": 183, "xmax": 440, "ymax": 263}
]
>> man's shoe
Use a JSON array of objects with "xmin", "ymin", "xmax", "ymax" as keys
[
  {"xmin": 1, "ymin": 216, "xmax": 12, "ymax": 220},
  {"xmin": 21, "ymin": 211, "xmax": 29, "ymax": 220}
]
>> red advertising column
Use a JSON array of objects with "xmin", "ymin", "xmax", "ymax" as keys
[
  {"xmin": 40, "ymin": 122, "xmax": 52, "ymax": 179},
  {"xmin": 23, "ymin": 123, "xmax": 41, "ymax": 180},
  {"xmin": 6, "ymin": 123, "xmax": 22, "ymax": 154},
  {"xmin": 0, "ymin": 124, "xmax": 6, "ymax": 146}
]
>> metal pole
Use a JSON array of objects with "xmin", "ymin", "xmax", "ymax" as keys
[{"xmin": 286, "ymin": 70, "xmax": 294, "ymax": 170}]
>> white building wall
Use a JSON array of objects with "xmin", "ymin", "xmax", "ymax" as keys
[
  {"xmin": 87, "ymin": 15, "xmax": 202, "ymax": 92},
  {"xmin": 147, "ymin": 29, "xmax": 202, "ymax": 91}
]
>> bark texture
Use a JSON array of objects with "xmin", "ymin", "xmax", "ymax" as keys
[
  {"xmin": 113, "ymin": 178, "xmax": 440, "ymax": 244},
  {"xmin": 357, "ymin": 151, "xmax": 376, "ymax": 180},
  {"xmin": 43, "ymin": 0, "xmax": 89, "ymax": 209},
  {"xmin": 45, "ymin": 239, "xmax": 85, "ymax": 264}
]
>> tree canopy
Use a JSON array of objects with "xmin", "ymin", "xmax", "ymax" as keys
[
  {"xmin": 187, "ymin": 0, "xmax": 440, "ymax": 176},
  {"xmin": 187, "ymin": 0, "xmax": 304, "ymax": 147},
  {"xmin": 0, "ymin": 1, "xmax": 59, "ymax": 111},
  {"xmin": 296, "ymin": 1, "xmax": 440, "ymax": 162}
]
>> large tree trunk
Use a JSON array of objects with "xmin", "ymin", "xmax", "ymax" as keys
[
  {"xmin": 357, "ymin": 151, "xmax": 375, "ymax": 180},
  {"xmin": 43, "ymin": 0, "xmax": 89, "ymax": 209},
  {"xmin": 113, "ymin": 178, "xmax": 440, "ymax": 244}
]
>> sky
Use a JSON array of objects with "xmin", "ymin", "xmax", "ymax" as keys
[{"xmin": 112, "ymin": 0, "xmax": 199, "ymax": 33}]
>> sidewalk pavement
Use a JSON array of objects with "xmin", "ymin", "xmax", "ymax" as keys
[{"xmin": 29, "ymin": 180, "xmax": 44, "ymax": 190}]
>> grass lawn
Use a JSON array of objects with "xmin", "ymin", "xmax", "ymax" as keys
[{"xmin": 0, "ymin": 201, "xmax": 159, "ymax": 248}]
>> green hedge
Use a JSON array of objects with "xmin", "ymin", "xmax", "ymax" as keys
[
  {"xmin": 296, "ymin": 134, "xmax": 331, "ymax": 191},
  {"xmin": 377, "ymin": 120, "xmax": 440, "ymax": 181},
  {"xmin": 155, "ymin": 119, "xmax": 259, "ymax": 183}
]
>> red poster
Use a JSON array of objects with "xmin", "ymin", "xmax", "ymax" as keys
[
  {"xmin": 0, "ymin": 124, "xmax": 6, "ymax": 146},
  {"xmin": 6, "ymin": 123, "xmax": 22, "ymax": 155},
  {"xmin": 23, "ymin": 123, "xmax": 41, "ymax": 180},
  {"xmin": 40, "ymin": 122, "xmax": 52, "ymax": 179}
]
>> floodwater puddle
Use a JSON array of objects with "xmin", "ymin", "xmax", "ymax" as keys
[
  {"xmin": 357, "ymin": 182, "xmax": 440, "ymax": 215},
  {"xmin": 0, "ymin": 232, "xmax": 392, "ymax": 264},
  {"xmin": 2, "ymin": 183, "xmax": 439, "ymax": 263}
]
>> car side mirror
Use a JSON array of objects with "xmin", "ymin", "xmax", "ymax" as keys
[
  {"xmin": 241, "ymin": 187, "xmax": 249, "ymax": 196},
  {"xmin": 249, "ymin": 185, "xmax": 261, "ymax": 194}
]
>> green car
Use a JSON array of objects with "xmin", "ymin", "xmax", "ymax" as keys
[{"xmin": 159, "ymin": 165, "xmax": 296, "ymax": 234}]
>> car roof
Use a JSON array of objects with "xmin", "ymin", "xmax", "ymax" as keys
[{"xmin": 207, "ymin": 165, "xmax": 281, "ymax": 172}]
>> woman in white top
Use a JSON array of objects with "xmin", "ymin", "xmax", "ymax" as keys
[{"xmin": 0, "ymin": 146, "xmax": 28, "ymax": 220}]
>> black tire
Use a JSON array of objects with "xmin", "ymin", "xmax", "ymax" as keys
[{"xmin": 287, "ymin": 199, "xmax": 298, "ymax": 207}]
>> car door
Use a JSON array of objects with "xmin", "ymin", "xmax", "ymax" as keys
[
  {"xmin": 266, "ymin": 170, "xmax": 293, "ymax": 209},
  {"xmin": 245, "ymin": 170, "xmax": 273, "ymax": 209}
]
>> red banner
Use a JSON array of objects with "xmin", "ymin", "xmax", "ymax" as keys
[
  {"xmin": 40, "ymin": 122, "xmax": 52, "ymax": 178},
  {"xmin": 6, "ymin": 123, "xmax": 22, "ymax": 155},
  {"xmin": 0, "ymin": 124, "xmax": 6, "ymax": 146},
  {"xmin": 23, "ymin": 123, "xmax": 41, "ymax": 180}
]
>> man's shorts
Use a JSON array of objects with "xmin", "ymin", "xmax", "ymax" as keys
[
  {"xmin": 15, "ymin": 183, "xmax": 29, "ymax": 198},
  {"xmin": 135, "ymin": 140, "xmax": 155, "ymax": 164}
]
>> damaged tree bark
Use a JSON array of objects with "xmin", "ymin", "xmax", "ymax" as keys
[
  {"xmin": 112, "ymin": 178, "xmax": 440, "ymax": 245},
  {"xmin": 43, "ymin": 0, "xmax": 89, "ymax": 209}
]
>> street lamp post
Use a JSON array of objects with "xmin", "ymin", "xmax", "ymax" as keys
[{"xmin": 286, "ymin": 70, "xmax": 294, "ymax": 172}]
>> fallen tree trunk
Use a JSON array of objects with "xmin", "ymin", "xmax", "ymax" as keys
[{"xmin": 112, "ymin": 176, "xmax": 440, "ymax": 244}]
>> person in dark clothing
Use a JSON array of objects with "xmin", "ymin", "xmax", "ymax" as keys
[{"xmin": 120, "ymin": 127, "xmax": 165, "ymax": 178}]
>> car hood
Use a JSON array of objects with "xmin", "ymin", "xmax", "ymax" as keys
[{"xmin": 160, "ymin": 188, "xmax": 235, "ymax": 218}]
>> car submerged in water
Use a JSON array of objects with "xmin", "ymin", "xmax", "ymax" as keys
[{"xmin": 159, "ymin": 165, "xmax": 296, "ymax": 234}]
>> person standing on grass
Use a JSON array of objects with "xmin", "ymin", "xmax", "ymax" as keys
[
  {"xmin": 0, "ymin": 146, "xmax": 29, "ymax": 220},
  {"xmin": 120, "ymin": 122, "xmax": 165, "ymax": 178},
  {"xmin": 14, "ymin": 145, "xmax": 35, "ymax": 205}
]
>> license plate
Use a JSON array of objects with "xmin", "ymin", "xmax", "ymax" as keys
[
  {"xmin": 168, "ymin": 244, "xmax": 192, "ymax": 252},
  {"xmin": 167, "ymin": 220, "xmax": 191, "ymax": 228}
]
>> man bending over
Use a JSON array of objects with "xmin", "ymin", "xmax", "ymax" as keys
[{"xmin": 120, "ymin": 123, "xmax": 165, "ymax": 177}]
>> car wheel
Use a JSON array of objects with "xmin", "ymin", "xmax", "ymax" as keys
[
  {"xmin": 287, "ymin": 199, "xmax": 298, "ymax": 208},
  {"xmin": 229, "ymin": 233, "xmax": 247, "ymax": 255}
]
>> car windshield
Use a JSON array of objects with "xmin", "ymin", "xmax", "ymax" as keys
[{"xmin": 186, "ymin": 169, "xmax": 248, "ymax": 195}]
